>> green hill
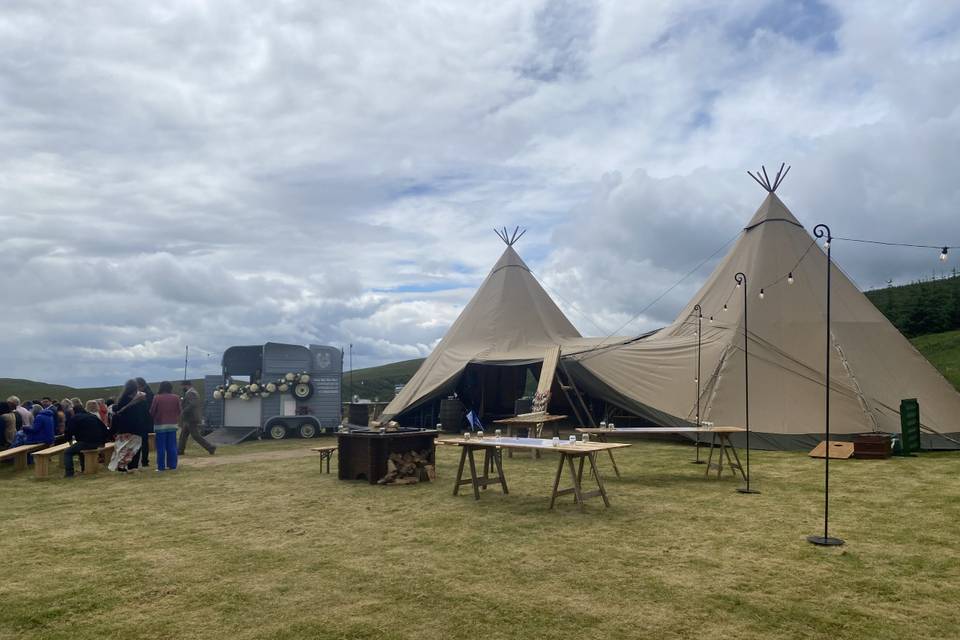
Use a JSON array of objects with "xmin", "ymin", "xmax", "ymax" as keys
[
  {"xmin": 911, "ymin": 329, "xmax": 960, "ymax": 391},
  {"xmin": 866, "ymin": 272, "xmax": 960, "ymax": 338},
  {"xmin": 342, "ymin": 358, "xmax": 424, "ymax": 402}
]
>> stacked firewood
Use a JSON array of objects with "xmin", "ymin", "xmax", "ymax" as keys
[{"xmin": 378, "ymin": 450, "xmax": 436, "ymax": 485}]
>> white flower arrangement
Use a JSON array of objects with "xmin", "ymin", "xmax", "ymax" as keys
[{"xmin": 215, "ymin": 371, "xmax": 311, "ymax": 401}]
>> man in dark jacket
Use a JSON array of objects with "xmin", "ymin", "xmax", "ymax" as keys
[
  {"xmin": 63, "ymin": 400, "xmax": 110, "ymax": 477},
  {"xmin": 177, "ymin": 381, "xmax": 215, "ymax": 455}
]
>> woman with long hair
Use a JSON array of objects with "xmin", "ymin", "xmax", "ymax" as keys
[
  {"xmin": 128, "ymin": 377, "xmax": 154, "ymax": 470},
  {"xmin": 108, "ymin": 379, "xmax": 146, "ymax": 473}
]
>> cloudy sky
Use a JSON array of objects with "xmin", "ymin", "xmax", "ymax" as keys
[{"xmin": 2, "ymin": 0, "xmax": 958, "ymax": 387}]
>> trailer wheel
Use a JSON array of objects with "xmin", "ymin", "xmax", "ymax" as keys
[
  {"xmin": 268, "ymin": 423, "xmax": 288, "ymax": 440},
  {"xmin": 292, "ymin": 381, "xmax": 314, "ymax": 401},
  {"xmin": 299, "ymin": 423, "xmax": 317, "ymax": 439}
]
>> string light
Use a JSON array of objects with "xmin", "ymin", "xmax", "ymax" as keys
[
  {"xmin": 788, "ymin": 272, "xmax": 794, "ymax": 285},
  {"xmin": 941, "ymin": 247, "xmax": 949, "ymax": 262},
  {"xmin": 736, "ymin": 281, "xmax": 741, "ymax": 288},
  {"xmin": 709, "ymin": 316, "xmax": 714, "ymax": 324},
  {"xmin": 723, "ymin": 303, "xmax": 728, "ymax": 312},
  {"xmin": 759, "ymin": 289, "xmax": 765, "ymax": 299}
]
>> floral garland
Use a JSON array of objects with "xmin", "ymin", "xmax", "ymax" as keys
[{"xmin": 213, "ymin": 371, "xmax": 311, "ymax": 400}]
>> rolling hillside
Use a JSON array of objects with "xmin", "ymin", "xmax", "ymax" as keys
[{"xmin": 911, "ymin": 329, "xmax": 960, "ymax": 391}]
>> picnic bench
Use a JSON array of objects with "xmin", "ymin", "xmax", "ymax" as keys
[
  {"xmin": 575, "ymin": 426, "xmax": 747, "ymax": 480},
  {"xmin": 32, "ymin": 443, "xmax": 72, "ymax": 479},
  {"xmin": 441, "ymin": 436, "xmax": 631, "ymax": 510},
  {"xmin": 311, "ymin": 446, "xmax": 337, "ymax": 473},
  {"xmin": 82, "ymin": 442, "xmax": 116, "ymax": 475},
  {"xmin": 1, "ymin": 443, "xmax": 49, "ymax": 472}
]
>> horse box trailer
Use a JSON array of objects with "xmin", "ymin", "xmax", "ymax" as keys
[{"xmin": 204, "ymin": 342, "xmax": 342, "ymax": 444}]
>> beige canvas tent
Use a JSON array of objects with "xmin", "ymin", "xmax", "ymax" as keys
[
  {"xmin": 385, "ymin": 191, "xmax": 960, "ymax": 450},
  {"xmin": 570, "ymin": 191, "xmax": 960, "ymax": 449},
  {"xmin": 379, "ymin": 238, "xmax": 608, "ymax": 423}
]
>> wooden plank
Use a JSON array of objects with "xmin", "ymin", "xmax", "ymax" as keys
[
  {"xmin": 437, "ymin": 437, "xmax": 630, "ymax": 452},
  {"xmin": 809, "ymin": 441, "xmax": 855, "ymax": 459},
  {"xmin": 576, "ymin": 427, "xmax": 746, "ymax": 434},
  {"xmin": 0, "ymin": 443, "xmax": 47, "ymax": 461},
  {"xmin": 537, "ymin": 345, "xmax": 561, "ymax": 396}
]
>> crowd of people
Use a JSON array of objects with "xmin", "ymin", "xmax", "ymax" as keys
[{"xmin": 1, "ymin": 379, "xmax": 216, "ymax": 477}]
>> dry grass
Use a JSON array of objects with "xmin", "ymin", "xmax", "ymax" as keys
[{"xmin": 1, "ymin": 437, "xmax": 958, "ymax": 640}]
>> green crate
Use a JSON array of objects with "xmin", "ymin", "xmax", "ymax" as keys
[{"xmin": 899, "ymin": 398, "xmax": 921, "ymax": 455}]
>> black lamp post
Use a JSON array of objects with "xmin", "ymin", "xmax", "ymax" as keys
[
  {"xmin": 735, "ymin": 272, "xmax": 760, "ymax": 494},
  {"xmin": 691, "ymin": 304, "xmax": 705, "ymax": 464},
  {"xmin": 808, "ymin": 224, "xmax": 844, "ymax": 546}
]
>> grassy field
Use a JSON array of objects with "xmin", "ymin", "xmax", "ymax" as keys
[
  {"xmin": 912, "ymin": 329, "xmax": 960, "ymax": 391},
  {"xmin": 1, "ymin": 437, "xmax": 958, "ymax": 639}
]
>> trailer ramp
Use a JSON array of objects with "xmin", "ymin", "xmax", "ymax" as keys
[{"xmin": 204, "ymin": 427, "xmax": 260, "ymax": 446}]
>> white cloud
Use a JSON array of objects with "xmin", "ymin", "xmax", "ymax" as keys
[{"xmin": 1, "ymin": 0, "xmax": 958, "ymax": 387}]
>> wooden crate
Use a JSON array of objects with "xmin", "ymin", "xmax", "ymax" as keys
[{"xmin": 853, "ymin": 433, "xmax": 892, "ymax": 459}]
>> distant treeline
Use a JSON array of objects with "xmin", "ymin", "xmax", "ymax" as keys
[{"xmin": 866, "ymin": 271, "xmax": 960, "ymax": 338}]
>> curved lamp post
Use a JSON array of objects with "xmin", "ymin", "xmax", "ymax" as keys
[
  {"xmin": 691, "ymin": 304, "xmax": 705, "ymax": 464},
  {"xmin": 808, "ymin": 224, "xmax": 844, "ymax": 546},
  {"xmin": 735, "ymin": 272, "xmax": 760, "ymax": 494}
]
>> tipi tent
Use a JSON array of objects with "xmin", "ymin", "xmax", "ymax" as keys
[
  {"xmin": 572, "ymin": 189, "xmax": 960, "ymax": 449},
  {"xmin": 380, "ymin": 235, "xmax": 606, "ymax": 422}
]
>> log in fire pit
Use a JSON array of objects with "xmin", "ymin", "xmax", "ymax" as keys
[{"xmin": 337, "ymin": 427, "xmax": 438, "ymax": 485}]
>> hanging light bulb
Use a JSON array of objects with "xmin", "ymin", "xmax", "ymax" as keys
[
  {"xmin": 694, "ymin": 377, "xmax": 699, "ymax": 383},
  {"xmin": 941, "ymin": 247, "xmax": 949, "ymax": 262},
  {"xmin": 723, "ymin": 303, "xmax": 728, "ymax": 312},
  {"xmin": 736, "ymin": 281, "xmax": 741, "ymax": 288},
  {"xmin": 709, "ymin": 316, "xmax": 714, "ymax": 324},
  {"xmin": 693, "ymin": 330, "xmax": 698, "ymax": 337},
  {"xmin": 788, "ymin": 272, "xmax": 794, "ymax": 285},
  {"xmin": 759, "ymin": 289, "xmax": 765, "ymax": 299},
  {"xmin": 824, "ymin": 240, "xmax": 830, "ymax": 249}
]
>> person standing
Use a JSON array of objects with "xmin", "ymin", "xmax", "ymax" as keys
[
  {"xmin": 108, "ymin": 380, "xmax": 145, "ymax": 473},
  {"xmin": 149, "ymin": 381, "xmax": 181, "ymax": 471},
  {"xmin": 62, "ymin": 400, "xmax": 109, "ymax": 477},
  {"xmin": 177, "ymin": 380, "xmax": 215, "ymax": 456},
  {"xmin": 128, "ymin": 378, "xmax": 154, "ymax": 470}
]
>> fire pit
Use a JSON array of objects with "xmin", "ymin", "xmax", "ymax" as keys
[{"xmin": 337, "ymin": 427, "xmax": 438, "ymax": 484}]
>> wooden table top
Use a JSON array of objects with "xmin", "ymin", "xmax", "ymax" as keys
[
  {"xmin": 438, "ymin": 436, "xmax": 631, "ymax": 453},
  {"xmin": 493, "ymin": 413, "xmax": 568, "ymax": 425},
  {"xmin": 575, "ymin": 426, "xmax": 746, "ymax": 434}
]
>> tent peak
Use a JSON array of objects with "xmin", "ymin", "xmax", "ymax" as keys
[
  {"xmin": 744, "ymin": 192, "xmax": 804, "ymax": 231},
  {"xmin": 747, "ymin": 163, "xmax": 791, "ymax": 193},
  {"xmin": 494, "ymin": 226, "xmax": 527, "ymax": 246}
]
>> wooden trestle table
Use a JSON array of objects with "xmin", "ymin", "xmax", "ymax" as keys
[
  {"xmin": 574, "ymin": 427, "xmax": 748, "ymax": 480},
  {"xmin": 440, "ymin": 437, "xmax": 631, "ymax": 510},
  {"xmin": 493, "ymin": 413, "xmax": 567, "ymax": 458}
]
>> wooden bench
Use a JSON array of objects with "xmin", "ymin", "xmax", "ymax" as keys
[
  {"xmin": 81, "ymin": 442, "xmax": 116, "ymax": 475},
  {"xmin": 311, "ymin": 446, "xmax": 337, "ymax": 473},
  {"xmin": 33, "ymin": 443, "xmax": 73, "ymax": 479},
  {"xmin": 0, "ymin": 443, "xmax": 48, "ymax": 472}
]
